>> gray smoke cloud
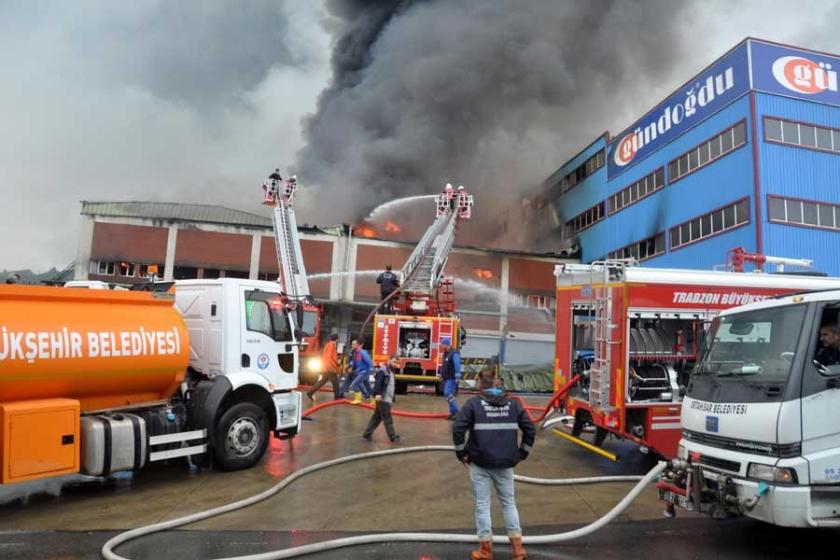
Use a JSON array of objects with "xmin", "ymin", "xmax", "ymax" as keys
[
  {"xmin": 91, "ymin": 3, "xmax": 298, "ymax": 109},
  {"xmin": 0, "ymin": 1, "xmax": 329, "ymax": 271},
  {"xmin": 296, "ymin": 0, "xmax": 840, "ymax": 248}
]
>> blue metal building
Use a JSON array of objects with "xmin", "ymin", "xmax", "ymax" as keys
[{"xmin": 544, "ymin": 38, "xmax": 840, "ymax": 274}]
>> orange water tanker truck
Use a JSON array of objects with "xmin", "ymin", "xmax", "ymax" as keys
[{"xmin": 0, "ymin": 278, "xmax": 303, "ymax": 485}]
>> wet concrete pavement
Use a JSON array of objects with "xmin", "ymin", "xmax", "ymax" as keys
[
  {"xmin": 1, "ymin": 392, "xmax": 832, "ymax": 558},
  {"xmin": 4, "ymin": 518, "xmax": 838, "ymax": 559}
]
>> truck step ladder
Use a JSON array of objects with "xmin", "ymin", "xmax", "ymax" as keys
[{"xmin": 588, "ymin": 261, "xmax": 625, "ymax": 412}]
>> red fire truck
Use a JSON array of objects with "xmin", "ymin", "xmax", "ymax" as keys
[
  {"xmin": 372, "ymin": 185, "xmax": 473, "ymax": 393},
  {"xmin": 553, "ymin": 260, "xmax": 840, "ymax": 459}
]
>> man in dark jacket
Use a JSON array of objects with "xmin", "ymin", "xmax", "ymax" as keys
[
  {"xmin": 817, "ymin": 322, "xmax": 840, "ymax": 366},
  {"xmin": 376, "ymin": 265, "xmax": 400, "ymax": 313},
  {"xmin": 452, "ymin": 370, "xmax": 535, "ymax": 560},
  {"xmin": 361, "ymin": 356, "xmax": 401, "ymax": 443}
]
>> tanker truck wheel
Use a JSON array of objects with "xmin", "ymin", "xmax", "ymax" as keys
[{"xmin": 214, "ymin": 402, "xmax": 270, "ymax": 471}]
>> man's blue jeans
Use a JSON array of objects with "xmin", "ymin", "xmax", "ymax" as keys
[
  {"xmin": 349, "ymin": 371, "xmax": 372, "ymax": 398},
  {"xmin": 443, "ymin": 378, "xmax": 459, "ymax": 415},
  {"xmin": 469, "ymin": 464, "xmax": 522, "ymax": 540}
]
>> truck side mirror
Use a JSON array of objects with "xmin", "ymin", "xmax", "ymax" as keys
[{"xmin": 295, "ymin": 305, "xmax": 304, "ymax": 330}]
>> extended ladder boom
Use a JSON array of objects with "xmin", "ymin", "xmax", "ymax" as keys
[
  {"xmin": 262, "ymin": 173, "xmax": 310, "ymax": 300},
  {"xmin": 401, "ymin": 184, "xmax": 474, "ymax": 296}
]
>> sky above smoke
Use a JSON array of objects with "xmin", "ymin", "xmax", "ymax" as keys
[{"xmin": 2, "ymin": 0, "xmax": 840, "ymax": 270}]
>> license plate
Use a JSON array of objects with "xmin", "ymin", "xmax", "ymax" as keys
[{"xmin": 663, "ymin": 491, "xmax": 689, "ymax": 509}]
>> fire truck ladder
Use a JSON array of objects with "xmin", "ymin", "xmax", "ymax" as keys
[
  {"xmin": 401, "ymin": 211, "xmax": 459, "ymax": 295},
  {"xmin": 400, "ymin": 186, "xmax": 474, "ymax": 298},
  {"xmin": 588, "ymin": 261, "xmax": 624, "ymax": 412},
  {"xmin": 263, "ymin": 175, "xmax": 310, "ymax": 300}
]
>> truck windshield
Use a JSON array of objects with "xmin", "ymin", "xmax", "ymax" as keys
[
  {"xmin": 245, "ymin": 291, "xmax": 292, "ymax": 342},
  {"xmin": 696, "ymin": 303, "xmax": 807, "ymax": 382}
]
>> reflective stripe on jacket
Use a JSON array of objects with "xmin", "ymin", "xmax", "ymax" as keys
[{"xmin": 452, "ymin": 391, "xmax": 536, "ymax": 469}]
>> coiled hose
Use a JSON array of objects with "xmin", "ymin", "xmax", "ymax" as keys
[{"xmin": 101, "ymin": 444, "xmax": 664, "ymax": 560}]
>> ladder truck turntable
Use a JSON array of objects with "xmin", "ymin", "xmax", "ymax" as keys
[
  {"xmin": 372, "ymin": 184, "xmax": 474, "ymax": 394},
  {"xmin": 552, "ymin": 259, "xmax": 840, "ymax": 460}
]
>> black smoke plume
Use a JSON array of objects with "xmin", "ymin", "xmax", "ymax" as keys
[{"xmin": 296, "ymin": 0, "xmax": 693, "ymax": 247}]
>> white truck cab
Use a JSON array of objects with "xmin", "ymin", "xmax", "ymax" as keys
[
  {"xmin": 662, "ymin": 289, "xmax": 840, "ymax": 527},
  {"xmin": 174, "ymin": 278, "xmax": 303, "ymax": 470}
]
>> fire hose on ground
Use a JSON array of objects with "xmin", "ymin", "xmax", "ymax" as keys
[
  {"xmin": 298, "ymin": 372, "xmax": 581, "ymax": 423},
  {"xmin": 101, "ymin": 391, "xmax": 666, "ymax": 560}
]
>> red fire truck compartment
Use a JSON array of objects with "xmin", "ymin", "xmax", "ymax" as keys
[{"xmin": 373, "ymin": 314, "xmax": 458, "ymax": 384}]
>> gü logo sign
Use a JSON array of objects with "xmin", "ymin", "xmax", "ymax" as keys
[
  {"xmin": 772, "ymin": 55, "xmax": 837, "ymax": 95},
  {"xmin": 613, "ymin": 67, "xmax": 735, "ymax": 167},
  {"xmin": 614, "ymin": 135, "xmax": 637, "ymax": 167}
]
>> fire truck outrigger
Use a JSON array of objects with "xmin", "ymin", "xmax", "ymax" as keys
[
  {"xmin": 551, "ymin": 259, "xmax": 840, "ymax": 460},
  {"xmin": 261, "ymin": 170, "xmax": 322, "ymax": 380},
  {"xmin": 371, "ymin": 184, "xmax": 474, "ymax": 394}
]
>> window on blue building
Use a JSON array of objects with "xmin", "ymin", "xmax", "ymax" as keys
[
  {"xmin": 698, "ymin": 143, "xmax": 710, "ymax": 165},
  {"xmin": 723, "ymin": 205, "xmax": 736, "ymax": 228},
  {"xmin": 670, "ymin": 198, "xmax": 750, "ymax": 250},
  {"xmin": 558, "ymin": 149, "xmax": 605, "ymax": 194},
  {"xmin": 607, "ymin": 167, "xmax": 664, "ymax": 216},
  {"xmin": 769, "ymin": 196, "xmax": 840, "ymax": 231},
  {"xmin": 701, "ymin": 214, "xmax": 712, "ymax": 236},
  {"xmin": 803, "ymin": 202, "xmax": 819, "ymax": 225},
  {"xmin": 607, "ymin": 233, "xmax": 665, "ymax": 262},
  {"xmin": 566, "ymin": 201, "xmax": 605, "ymax": 235},
  {"xmin": 768, "ymin": 197, "xmax": 786, "ymax": 221},
  {"xmin": 668, "ymin": 121, "xmax": 746, "ymax": 183},
  {"xmin": 782, "ymin": 120, "xmax": 798, "ymax": 143},
  {"xmin": 765, "ymin": 118, "xmax": 782, "ymax": 142},
  {"xmin": 721, "ymin": 129, "xmax": 734, "ymax": 152},
  {"xmin": 817, "ymin": 128, "xmax": 833, "ymax": 150},
  {"xmin": 800, "ymin": 125, "xmax": 817, "ymax": 148},
  {"xmin": 788, "ymin": 200, "xmax": 803, "ymax": 223},
  {"xmin": 819, "ymin": 205, "xmax": 834, "ymax": 228},
  {"xmin": 766, "ymin": 116, "xmax": 840, "ymax": 155},
  {"xmin": 733, "ymin": 123, "xmax": 746, "ymax": 146}
]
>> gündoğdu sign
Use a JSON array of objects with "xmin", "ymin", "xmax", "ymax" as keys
[
  {"xmin": 751, "ymin": 40, "xmax": 840, "ymax": 106},
  {"xmin": 607, "ymin": 44, "xmax": 750, "ymax": 179}
]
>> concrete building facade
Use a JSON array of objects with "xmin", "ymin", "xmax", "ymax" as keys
[{"xmin": 76, "ymin": 201, "xmax": 570, "ymax": 364}]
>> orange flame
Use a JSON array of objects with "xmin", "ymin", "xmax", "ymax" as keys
[
  {"xmin": 472, "ymin": 267, "xmax": 494, "ymax": 280},
  {"xmin": 353, "ymin": 223, "xmax": 378, "ymax": 238},
  {"xmin": 384, "ymin": 220, "xmax": 402, "ymax": 233}
]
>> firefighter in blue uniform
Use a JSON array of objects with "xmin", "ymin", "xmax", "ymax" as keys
[
  {"xmin": 440, "ymin": 336, "xmax": 461, "ymax": 419},
  {"xmin": 376, "ymin": 265, "xmax": 400, "ymax": 314}
]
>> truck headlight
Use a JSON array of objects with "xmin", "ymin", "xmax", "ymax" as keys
[
  {"xmin": 748, "ymin": 463, "xmax": 798, "ymax": 484},
  {"xmin": 307, "ymin": 357, "xmax": 323, "ymax": 373},
  {"xmin": 677, "ymin": 444, "xmax": 687, "ymax": 460}
]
